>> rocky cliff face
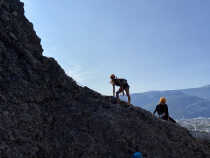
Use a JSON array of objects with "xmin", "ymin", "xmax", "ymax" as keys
[{"xmin": 0, "ymin": 0, "xmax": 209, "ymax": 158}]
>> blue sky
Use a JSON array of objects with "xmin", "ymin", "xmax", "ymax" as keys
[{"xmin": 21, "ymin": 0, "xmax": 210, "ymax": 95}]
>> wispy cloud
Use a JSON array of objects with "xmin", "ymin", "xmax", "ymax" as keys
[{"xmin": 66, "ymin": 65, "xmax": 93, "ymax": 86}]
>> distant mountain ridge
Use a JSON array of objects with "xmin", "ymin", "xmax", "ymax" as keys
[
  {"xmin": 122, "ymin": 85, "xmax": 210, "ymax": 119},
  {"xmin": 180, "ymin": 85, "xmax": 210, "ymax": 100}
]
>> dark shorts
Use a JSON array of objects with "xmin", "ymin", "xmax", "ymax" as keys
[
  {"xmin": 161, "ymin": 115, "xmax": 176, "ymax": 123},
  {"xmin": 123, "ymin": 83, "xmax": 129, "ymax": 89}
]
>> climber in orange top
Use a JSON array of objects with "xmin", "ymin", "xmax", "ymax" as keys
[{"xmin": 110, "ymin": 74, "xmax": 131, "ymax": 105}]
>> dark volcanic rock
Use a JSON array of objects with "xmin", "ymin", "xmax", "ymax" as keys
[{"xmin": 0, "ymin": 0, "xmax": 209, "ymax": 158}]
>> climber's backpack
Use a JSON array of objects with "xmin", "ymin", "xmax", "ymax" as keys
[{"xmin": 114, "ymin": 78, "xmax": 127, "ymax": 87}]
